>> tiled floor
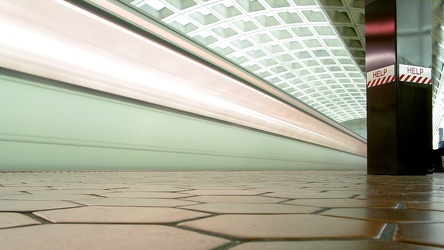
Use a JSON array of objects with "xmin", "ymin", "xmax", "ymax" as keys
[{"xmin": 1, "ymin": 171, "xmax": 444, "ymax": 249}]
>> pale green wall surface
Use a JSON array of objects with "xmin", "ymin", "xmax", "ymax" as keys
[{"xmin": 0, "ymin": 70, "xmax": 366, "ymax": 171}]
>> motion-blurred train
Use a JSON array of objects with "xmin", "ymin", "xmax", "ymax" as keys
[{"xmin": 0, "ymin": 0, "xmax": 366, "ymax": 171}]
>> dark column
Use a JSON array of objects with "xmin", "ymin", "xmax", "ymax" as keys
[{"xmin": 366, "ymin": 0, "xmax": 432, "ymax": 175}]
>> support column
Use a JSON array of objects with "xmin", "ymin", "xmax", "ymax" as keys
[{"xmin": 366, "ymin": 0, "xmax": 433, "ymax": 175}]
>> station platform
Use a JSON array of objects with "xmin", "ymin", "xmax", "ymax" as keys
[{"xmin": 1, "ymin": 170, "xmax": 444, "ymax": 249}]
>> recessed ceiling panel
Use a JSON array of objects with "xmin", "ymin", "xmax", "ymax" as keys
[{"xmin": 110, "ymin": 0, "xmax": 442, "ymax": 138}]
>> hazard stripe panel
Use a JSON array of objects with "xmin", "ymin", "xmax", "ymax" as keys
[
  {"xmin": 367, "ymin": 75, "xmax": 396, "ymax": 88},
  {"xmin": 399, "ymin": 74, "xmax": 432, "ymax": 84}
]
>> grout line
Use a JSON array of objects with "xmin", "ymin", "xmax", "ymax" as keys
[
  {"xmin": 276, "ymin": 199, "xmax": 293, "ymax": 204},
  {"xmin": 172, "ymin": 212, "xmax": 219, "ymax": 224},
  {"xmin": 89, "ymin": 194, "xmax": 108, "ymax": 198},
  {"xmin": 211, "ymin": 241, "xmax": 242, "ymax": 250},
  {"xmin": 21, "ymin": 212, "xmax": 53, "ymax": 224},
  {"xmin": 396, "ymin": 203, "xmax": 406, "ymax": 209},
  {"xmin": 176, "ymin": 223, "xmax": 242, "ymax": 242},
  {"xmin": 311, "ymin": 207, "xmax": 331, "ymax": 214},
  {"xmin": 0, "ymin": 223, "xmax": 44, "ymax": 231},
  {"xmin": 379, "ymin": 223, "xmax": 397, "ymax": 241}
]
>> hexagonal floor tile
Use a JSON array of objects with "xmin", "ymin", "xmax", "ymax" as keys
[
  {"xmin": 34, "ymin": 206, "xmax": 209, "ymax": 224},
  {"xmin": 321, "ymin": 208, "xmax": 444, "ymax": 223},
  {"xmin": 180, "ymin": 189, "xmax": 265, "ymax": 196},
  {"xmin": 183, "ymin": 195, "xmax": 286, "ymax": 204},
  {"xmin": 284, "ymin": 199, "xmax": 398, "ymax": 208},
  {"xmin": 0, "ymin": 224, "xmax": 230, "ymax": 250},
  {"xmin": 0, "ymin": 200, "xmax": 81, "ymax": 212},
  {"xmin": 394, "ymin": 223, "xmax": 444, "ymax": 248},
  {"xmin": 182, "ymin": 203, "xmax": 319, "ymax": 214},
  {"xmin": 103, "ymin": 191, "xmax": 192, "ymax": 199},
  {"xmin": 0, "ymin": 213, "xmax": 40, "ymax": 229},
  {"xmin": 179, "ymin": 214, "xmax": 385, "ymax": 240},
  {"xmin": 74, "ymin": 198, "xmax": 197, "ymax": 207},
  {"xmin": 230, "ymin": 240, "xmax": 444, "ymax": 250}
]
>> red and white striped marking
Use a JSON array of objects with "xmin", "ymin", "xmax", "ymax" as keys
[
  {"xmin": 399, "ymin": 64, "xmax": 432, "ymax": 84},
  {"xmin": 367, "ymin": 65, "xmax": 395, "ymax": 88}
]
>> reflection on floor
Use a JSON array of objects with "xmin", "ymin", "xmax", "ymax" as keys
[{"xmin": 1, "ymin": 171, "xmax": 444, "ymax": 249}]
